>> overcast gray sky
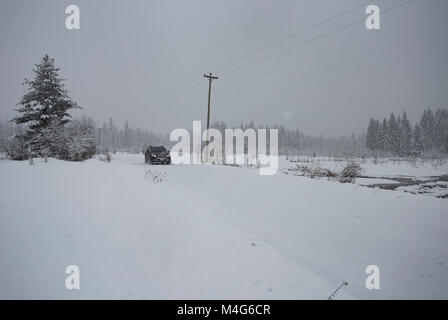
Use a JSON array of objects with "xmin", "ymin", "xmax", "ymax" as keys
[{"xmin": 0, "ymin": 0, "xmax": 447, "ymax": 136}]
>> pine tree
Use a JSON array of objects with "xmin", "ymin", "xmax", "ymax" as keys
[
  {"xmin": 12, "ymin": 55, "xmax": 79, "ymax": 135},
  {"xmin": 420, "ymin": 108, "xmax": 436, "ymax": 151},
  {"xmin": 123, "ymin": 120, "xmax": 132, "ymax": 150},
  {"xmin": 411, "ymin": 124, "xmax": 424, "ymax": 156},
  {"xmin": 387, "ymin": 113, "xmax": 400, "ymax": 154},
  {"xmin": 434, "ymin": 108, "xmax": 448, "ymax": 152},
  {"xmin": 399, "ymin": 111, "xmax": 412, "ymax": 156},
  {"xmin": 366, "ymin": 118, "xmax": 379, "ymax": 151},
  {"xmin": 10, "ymin": 55, "xmax": 80, "ymax": 159},
  {"xmin": 379, "ymin": 118, "xmax": 389, "ymax": 152}
]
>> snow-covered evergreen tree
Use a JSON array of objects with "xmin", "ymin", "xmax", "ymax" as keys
[
  {"xmin": 64, "ymin": 117, "xmax": 96, "ymax": 161},
  {"xmin": 123, "ymin": 121, "xmax": 132, "ymax": 149},
  {"xmin": 420, "ymin": 108, "xmax": 436, "ymax": 152},
  {"xmin": 399, "ymin": 111, "xmax": 412, "ymax": 156},
  {"xmin": 434, "ymin": 108, "xmax": 448, "ymax": 153},
  {"xmin": 378, "ymin": 119, "xmax": 389, "ymax": 152},
  {"xmin": 387, "ymin": 113, "xmax": 400, "ymax": 154},
  {"xmin": 10, "ymin": 55, "xmax": 80, "ymax": 156},
  {"xmin": 411, "ymin": 124, "xmax": 424, "ymax": 156},
  {"xmin": 366, "ymin": 118, "xmax": 380, "ymax": 151},
  {"xmin": 12, "ymin": 55, "xmax": 79, "ymax": 135},
  {"xmin": 365, "ymin": 108, "xmax": 448, "ymax": 156}
]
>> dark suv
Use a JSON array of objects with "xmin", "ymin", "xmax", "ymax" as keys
[{"xmin": 145, "ymin": 146, "xmax": 171, "ymax": 164}]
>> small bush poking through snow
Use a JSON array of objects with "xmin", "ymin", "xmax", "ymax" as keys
[
  {"xmin": 99, "ymin": 147, "xmax": 112, "ymax": 163},
  {"xmin": 339, "ymin": 162, "xmax": 362, "ymax": 183},
  {"xmin": 284, "ymin": 161, "xmax": 362, "ymax": 184},
  {"xmin": 3, "ymin": 135, "xmax": 28, "ymax": 160},
  {"xmin": 145, "ymin": 169, "xmax": 167, "ymax": 183},
  {"xmin": 285, "ymin": 164, "xmax": 338, "ymax": 179},
  {"xmin": 301, "ymin": 165, "xmax": 338, "ymax": 179}
]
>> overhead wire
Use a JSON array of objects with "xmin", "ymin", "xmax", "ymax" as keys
[{"xmin": 156, "ymin": 0, "xmax": 417, "ymax": 106}]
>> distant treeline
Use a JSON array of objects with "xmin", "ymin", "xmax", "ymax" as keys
[
  {"xmin": 3, "ymin": 113, "xmax": 447, "ymax": 159},
  {"xmin": 97, "ymin": 118, "xmax": 169, "ymax": 154},
  {"xmin": 90, "ymin": 119, "xmax": 368, "ymax": 157},
  {"xmin": 210, "ymin": 120, "xmax": 367, "ymax": 157},
  {"xmin": 3, "ymin": 55, "xmax": 447, "ymax": 160},
  {"xmin": 0, "ymin": 118, "xmax": 169, "ymax": 156},
  {"xmin": 366, "ymin": 108, "xmax": 448, "ymax": 157}
]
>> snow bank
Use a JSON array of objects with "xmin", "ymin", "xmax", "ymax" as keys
[{"xmin": 0, "ymin": 154, "xmax": 447, "ymax": 299}]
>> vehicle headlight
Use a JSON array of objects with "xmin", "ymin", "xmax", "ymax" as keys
[
  {"xmin": 152, "ymin": 154, "xmax": 156, "ymax": 157},
  {"xmin": 167, "ymin": 154, "xmax": 170, "ymax": 158}
]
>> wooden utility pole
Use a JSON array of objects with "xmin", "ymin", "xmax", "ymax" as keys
[
  {"xmin": 204, "ymin": 73, "xmax": 218, "ymax": 132},
  {"xmin": 203, "ymin": 73, "xmax": 218, "ymax": 162},
  {"xmin": 98, "ymin": 127, "xmax": 101, "ymax": 154}
]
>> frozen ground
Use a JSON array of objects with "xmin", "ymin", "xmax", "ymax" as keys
[
  {"xmin": 281, "ymin": 156, "xmax": 448, "ymax": 198},
  {"xmin": 281, "ymin": 155, "xmax": 448, "ymax": 177},
  {"xmin": 0, "ymin": 153, "xmax": 447, "ymax": 299}
]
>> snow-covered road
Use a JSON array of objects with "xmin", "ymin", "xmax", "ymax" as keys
[{"xmin": 0, "ymin": 154, "xmax": 447, "ymax": 299}]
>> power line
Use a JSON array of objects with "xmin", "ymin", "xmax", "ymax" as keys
[
  {"xmin": 157, "ymin": 0, "xmax": 416, "ymax": 105},
  {"xmin": 220, "ymin": 0, "xmax": 416, "ymax": 77},
  {"xmin": 155, "ymin": 1, "xmax": 373, "ymax": 105},
  {"xmin": 211, "ymin": 0, "xmax": 372, "ymax": 73}
]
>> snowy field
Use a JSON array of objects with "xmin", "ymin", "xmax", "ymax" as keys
[
  {"xmin": 281, "ymin": 156, "xmax": 448, "ymax": 199},
  {"xmin": 1, "ymin": 153, "xmax": 447, "ymax": 299},
  {"xmin": 280, "ymin": 155, "xmax": 448, "ymax": 178}
]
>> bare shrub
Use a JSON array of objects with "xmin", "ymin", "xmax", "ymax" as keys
[
  {"xmin": 408, "ymin": 157, "xmax": 418, "ymax": 168},
  {"xmin": 98, "ymin": 147, "xmax": 112, "ymax": 163},
  {"xmin": 145, "ymin": 168, "xmax": 167, "ymax": 183},
  {"xmin": 4, "ymin": 135, "xmax": 28, "ymax": 160},
  {"xmin": 339, "ymin": 162, "xmax": 362, "ymax": 183},
  {"xmin": 431, "ymin": 158, "xmax": 445, "ymax": 169},
  {"xmin": 305, "ymin": 166, "xmax": 337, "ymax": 179},
  {"xmin": 284, "ymin": 161, "xmax": 362, "ymax": 184},
  {"xmin": 285, "ymin": 164, "xmax": 337, "ymax": 179},
  {"xmin": 105, "ymin": 147, "xmax": 111, "ymax": 163}
]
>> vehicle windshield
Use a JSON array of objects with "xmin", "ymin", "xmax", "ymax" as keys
[{"xmin": 151, "ymin": 146, "xmax": 166, "ymax": 152}]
